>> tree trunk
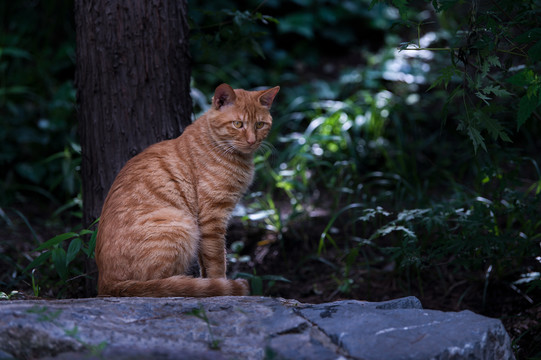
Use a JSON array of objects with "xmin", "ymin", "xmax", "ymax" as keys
[{"xmin": 75, "ymin": 0, "xmax": 192, "ymax": 296}]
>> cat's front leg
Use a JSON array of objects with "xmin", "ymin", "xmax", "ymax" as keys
[{"xmin": 198, "ymin": 215, "xmax": 228, "ymax": 279}]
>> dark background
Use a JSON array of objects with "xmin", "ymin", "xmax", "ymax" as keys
[{"xmin": 1, "ymin": 0, "xmax": 540, "ymax": 358}]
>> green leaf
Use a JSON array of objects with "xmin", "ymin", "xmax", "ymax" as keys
[
  {"xmin": 475, "ymin": 91, "xmax": 492, "ymax": 105},
  {"xmin": 486, "ymin": 55, "xmax": 501, "ymax": 68},
  {"xmin": 1, "ymin": 47, "xmax": 32, "ymax": 59},
  {"xmin": 515, "ymin": 28, "xmax": 541, "ymax": 44},
  {"xmin": 15, "ymin": 163, "xmax": 45, "ymax": 184},
  {"xmin": 398, "ymin": 41, "xmax": 414, "ymax": 51},
  {"xmin": 319, "ymin": 203, "xmax": 364, "ymax": 255},
  {"xmin": 345, "ymin": 247, "xmax": 359, "ymax": 270},
  {"xmin": 261, "ymin": 275, "xmax": 291, "ymax": 283},
  {"xmin": 369, "ymin": 0, "xmax": 379, "ymax": 9},
  {"xmin": 428, "ymin": 66, "xmax": 461, "ymax": 91},
  {"xmin": 441, "ymin": 86, "xmax": 464, "ymax": 125},
  {"xmin": 529, "ymin": 40, "xmax": 541, "ymax": 62},
  {"xmin": 466, "ymin": 126, "xmax": 487, "ymax": 153},
  {"xmin": 66, "ymin": 237, "xmax": 82, "ymax": 265},
  {"xmin": 392, "ymin": 0, "xmax": 409, "ymax": 19},
  {"xmin": 506, "ymin": 69, "xmax": 533, "ymax": 87},
  {"xmin": 89, "ymin": 230, "xmax": 97, "ymax": 255},
  {"xmin": 356, "ymin": 207, "xmax": 391, "ymax": 222},
  {"xmin": 517, "ymin": 93, "xmax": 539, "ymax": 130},
  {"xmin": 482, "ymin": 85, "xmax": 511, "ymax": 97},
  {"xmin": 396, "ymin": 208, "xmax": 430, "ymax": 222},
  {"xmin": 0, "ymin": 86, "xmax": 31, "ymax": 96},
  {"xmin": 52, "ymin": 247, "xmax": 68, "ymax": 281},
  {"xmin": 261, "ymin": 15, "xmax": 279, "ymax": 25},
  {"xmin": 527, "ymin": 83, "xmax": 540, "ymax": 99},
  {"xmin": 251, "ymin": 276, "xmax": 263, "ymax": 296},
  {"xmin": 78, "ymin": 229, "xmax": 94, "ymax": 236},
  {"xmin": 35, "ymin": 232, "xmax": 78, "ymax": 251},
  {"xmin": 64, "ymin": 325, "xmax": 79, "ymax": 337},
  {"xmin": 483, "ymin": 115, "xmax": 512, "ymax": 142},
  {"xmin": 372, "ymin": 225, "xmax": 417, "ymax": 240},
  {"xmin": 480, "ymin": 61, "xmax": 490, "ymax": 78},
  {"xmin": 432, "ymin": 0, "xmax": 457, "ymax": 12},
  {"xmin": 23, "ymin": 251, "xmax": 52, "ymax": 273},
  {"xmin": 278, "ymin": 13, "xmax": 315, "ymax": 39},
  {"xmin": 249, "ymin": 38, "xmax": 265, "ymax": 58}
]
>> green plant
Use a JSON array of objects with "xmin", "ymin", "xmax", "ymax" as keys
[
  {"xmin": 23, "ymin": 220, "xmax": 98, "ymax": 293},
  {"xmin": 241, "ymin": 191, "xmax": 296, "ymax": 243},
  {"xmin": 227, "ymin": 240, "xmax": 252, "ymax": 265},
  {"xmin": 31, "ymin": 269, "xmax": 40, "ymax": 297},
  {"xmin": 186, "ymin": 304, "xmax": 221, "ymax": 350},
  {"xmin": 256, "ymin": 88, "xmax": 404, "ymax": 218},
  {"xmin": 373, "ymin": 0, "xmax": 541, "ymax": 152},
  {"xmin": 1, "ymin": 1, "xmax": 78, "ymax": 207},
  {"xmin": 0, "ymin": 290, "xmax": 19, "ymax": 300},
  {"xmin": 320, "ymin": 182, "xmax": 541, "ymax": 303},
  {"xmin": 235, "ymin": 271, "xmax": 290, "ymax": 296}
]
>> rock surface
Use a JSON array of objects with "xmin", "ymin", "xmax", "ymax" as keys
[{"xmin": 0, "ymin": 296, "xmax": 514, "ymax": 360}]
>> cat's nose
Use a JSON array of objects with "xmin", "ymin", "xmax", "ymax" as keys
[{"xmin": 247, "ymin": 134, "xmax": 256, "ymax": 145}]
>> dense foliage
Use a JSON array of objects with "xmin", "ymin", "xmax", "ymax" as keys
[
  {"xmin": 1, "ymin": 0, "xmax": 540, "ymax": 357},
  {"xmin": 0, "ymin": 1, "xmax": 78, "ymax": 208}
]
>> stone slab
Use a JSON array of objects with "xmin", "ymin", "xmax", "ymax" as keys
[{"xmin": 0, "ymin": 296, "xmax": 514, "ymax": 360}]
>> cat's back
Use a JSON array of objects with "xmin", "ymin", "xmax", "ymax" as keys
[{"xmin": 101, "ymin": 133, "xmax": 197, "ymax": 218}]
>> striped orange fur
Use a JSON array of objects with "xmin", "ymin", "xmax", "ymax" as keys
[{"xmin": 95, "ymin": 84, "xmax": 280, "ymax": 297}]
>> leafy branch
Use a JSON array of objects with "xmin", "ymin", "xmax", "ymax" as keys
[{"xmin": 387, "ymin": 0, "xmax": 541, "ymax": 152}]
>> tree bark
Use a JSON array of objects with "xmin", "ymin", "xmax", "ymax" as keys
[{"xmin": 75, "ymin": 0, "xmax": 192, "ymax": 295}]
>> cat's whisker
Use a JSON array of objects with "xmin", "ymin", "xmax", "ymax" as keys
[
  {"xmin": 210, "ymin": 140, "xmax": 236, "ymax": 157},
  {"xmin": 259, "ymin": 141, "xmax": 276, "ymax": 154},
  {"xmin": 255, "ymin": 141, "xmax": 277, "ymax": 164}
]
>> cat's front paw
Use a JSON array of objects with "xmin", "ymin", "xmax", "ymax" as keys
[{"xmin": 233, "ymin": 278, "xmax": 250, "ymax": 296}]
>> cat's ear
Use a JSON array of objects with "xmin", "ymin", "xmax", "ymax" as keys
[
  {"xmin": 258, "ymin": 86, "xmax": 280, "ymax": 109},
  {"xmin": 213, "ymin": 83, "xmax": 237, "ymax": 110}
]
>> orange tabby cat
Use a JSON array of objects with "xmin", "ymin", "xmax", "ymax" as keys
[{"xmin": 95, "ymin": 83, "xmax": 280, "ymax": 297}]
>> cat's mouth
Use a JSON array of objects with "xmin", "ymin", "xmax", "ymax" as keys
[{"xmin": 236, "ymin": 143, "xmax": 259, "ymax": 154}]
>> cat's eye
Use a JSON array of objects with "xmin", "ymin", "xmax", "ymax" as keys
[
  {"xmin": 233, "ymin": 121, "xmax": 243, "ymax": 128},
  {"xmin": 255, "ymin": 122, "xmax": 265, "ymax": 129}
]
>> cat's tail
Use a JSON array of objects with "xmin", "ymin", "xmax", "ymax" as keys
[{"xmin": 98, "ymin": 275, "xmax": 250, "ymax": 297}]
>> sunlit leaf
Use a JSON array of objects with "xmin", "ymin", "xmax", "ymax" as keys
[
  {"xmin": 396, "ymin": 209, "xmax": 430, "ymax": 222},
  {"xmin": 372, "ymin": 225, "xmax": 417, "ymax": 239}
]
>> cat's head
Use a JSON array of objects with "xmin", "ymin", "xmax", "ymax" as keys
[{"xmin": 207, "ymin": 83, "xmax": 280, "ymax": 155}]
